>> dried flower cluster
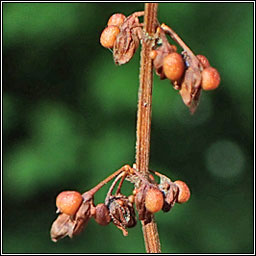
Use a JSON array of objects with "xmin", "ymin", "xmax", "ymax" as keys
[
  {"xmin": 100, "ymin": 12, "xmax": 220, "ymax": 114},
  {"xmin": 50, "ymin": 164, "xmax": 190, "ymax": 241}
]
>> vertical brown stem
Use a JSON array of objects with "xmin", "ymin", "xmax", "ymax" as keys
[{"xmin": 135, "ymin": 3, "xmax": 161, "ymax": 253}]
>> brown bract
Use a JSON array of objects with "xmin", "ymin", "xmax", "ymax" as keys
[
  {"xmin": 135, "ymin": 184, "xmax": 152, "ymax": 224},
  {"xmin": 113, "ymin": 11, "xmax": 144, "ymax": 65},
  {"xmin": 179, "ymin": 51, "xmax": 203, "ymax": 114},
  {"xmin": 158, "ymin": 175, "xmax": 179, "ymax": 212}
]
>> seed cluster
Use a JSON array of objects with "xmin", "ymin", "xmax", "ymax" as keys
[
  {"xmin": 100, "ymin": 12, "xmax": 221, "ymax": 114},
  {"xmin": 50, "ymin": 164, "xmax": 190, "ymax": 242},
  {"xmin": 50, "ymin": 10, "xmax": 220, "ymax": 243}
]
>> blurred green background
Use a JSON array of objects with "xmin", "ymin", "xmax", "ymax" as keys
[{"xmin": 3, "ymin": 2, "xmax": 254, "ymax": 254}]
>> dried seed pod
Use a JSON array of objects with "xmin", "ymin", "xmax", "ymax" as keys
[
  {"xmin": 100, "ymin": 25, "xmax": 120, "ymax": 49},
  {"xmin": 107, "ymin": 13, "xmax": 126, "ymax": 27},
  {"xmin": 163, "ymin": 52, "xmax": 185, "ymax": 81},
  {"xmin": 94, "ymin": 203, "xmax": 111, "ymax": 226},
  {"xmin": 174, "ymin": 180, "xmax": 191, "ymax": 204},
  {"xmin": 107, "ymin": 194, "xmax": 137, "ymax": 236},
  {"xmin": 152, "ymin": 43, "xmax": 177, "ymax": 80},
  {"xmin": 50, "ymin": 191, "xmax": 94, "ymax": 242},
  {"xmin": 145, "ymin": 187, "xmax": 164, "ymax": 213},
  {"xmin": 56, "ymin": 191, "xmax": 83, "ymax": 216},
  {"xmin": 201, "ymin": 67, "xmax": 220, "ymax": 91}
]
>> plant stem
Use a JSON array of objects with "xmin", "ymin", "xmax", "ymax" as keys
[{"xmin": 135, "ymin": 3, "xmax": 161, "ymax": 253}]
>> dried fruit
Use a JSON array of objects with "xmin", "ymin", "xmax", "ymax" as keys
[
  {"xmin": 135, "ymin": 184, "xmax": 152, "ymax": 224},
  {"xmin": 196, "ymin": 54, "xmax": 210, "ymax": 69},
  {"xmin": 113, "ymin": 11, "xmax": 144, "ymax": 65},
  {"xmin": 94, "ymin": 203, "xmax": 111, "ymax": 226},
  {"xmin": 145, "ymin": 187, "xmax": 164, "ymax": 213},
  {"xmin": 51, "ymin": 192, "xmax": 94, "ymax": 242},
  {"xmin": 201, "ymin": 67, "xmax": 220, "ymax": 90},
  {"xmin": 163, "ymin": 52, "xmax": 185, "ymax": 81},
  {"xmin": 174, "ymin": 180, "xmax": 191, "ymax": 204},
  {"xmin": 107, "ymin": 13, "xmax": 126, "ymax": 27},
  {"xmin": 100, "ymin": 25, "xmax": 120, "ymax": 49},
  {"xmin": 56, "ymin": 191, "xmax": 83, "ymax": 216},
  {"xmin": 107, "ymin": 194, "xmax": 137, "ymax": 236}
]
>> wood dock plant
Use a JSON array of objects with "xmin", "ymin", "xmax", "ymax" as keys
[{"xmin": 50, "ymin": 3, "xmax": 220, "ymax": 253}]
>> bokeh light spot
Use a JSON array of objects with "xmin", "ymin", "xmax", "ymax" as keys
[{"xmin": 205, "ymin": 140, "xmax": 245, "ymax": 179}]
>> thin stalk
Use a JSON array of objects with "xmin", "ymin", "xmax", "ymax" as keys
[
  {"xmin": 135, "ymin": 3, "xmax": 161, "ymax": 253},
  {"xmin": 84, "ymin": 165, "xmax": 129, "ymax": 197}
]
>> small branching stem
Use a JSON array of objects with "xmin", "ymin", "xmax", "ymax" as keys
[{"xmin": 135, "ymin": 3, "xmax": 161, "ymax": 253}]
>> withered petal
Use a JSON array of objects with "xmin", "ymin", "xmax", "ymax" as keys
[{"xmin": 50, "ymin": 213, "xmax": 75, "ymax": 242}]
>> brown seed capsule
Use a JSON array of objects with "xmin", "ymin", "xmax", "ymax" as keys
[
  {"xmin": 196, "ymin": 54, "xmax": 210, "ymax": 69},
  {"xmin": 107, "ymin": 194, "xmax": 137, "ymax": 236},
  {"xmin": 174, "ymin": 180, "xmax": 191, "ymax": 204},
  {"xmin": 163, "ymin": 52, "xmax": 185, "ymax": 81},
  {"xmin": 94, "ymin": 203, "xmax": 111, "ymax": 226},
  {"xmin": 201, "ymin": 67, "xmax": 220, "ymax": 91},
  {"xmin": 56, "ymin": 191, "xmax": 83, "ymax": 216},
  {"xmin": 100, "ymin": 25, "xmax": 120, "ymax": 49},
  {"xmin": 107, "ymin": 13, "xmax": 126, "ymax": 27},
  {"xmin": 145, "ymin": 187, "xmax": 164, "ymax": 213}
]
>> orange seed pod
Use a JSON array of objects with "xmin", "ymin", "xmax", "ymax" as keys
[
  {"xmin": 145, "ymin": 187, "xmax": 164, "ymax": 213},
  {"xmin": 201, "ymin": 67, "xmax": 220, "ymax": 91},
  {"xmin": 56, "ymin": 191, "xmax": 83, "ymax": 216},
  {"xmin": 107, "ymin": 13, "xmax": 126, "ymax": 27},
  {"xmin": 100, "ymin": 25, "xmax": 120, "ymax": 49},
  {"xmin": 174, "ymin": 180, "xmax": 191, "ymax": 204},
  {"xmin": 163, "ymin": 52, "xmax": 185, "ymax": 81}
]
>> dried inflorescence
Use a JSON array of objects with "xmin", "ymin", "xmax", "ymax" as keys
[
  {"xmin": 100, "ymin": 12, "xmax": 220, "ymax": 114},
  {"xmin": 50, "ymin": 9, "xmax": 220, "ymax": 244},
  {"xmin": 50, "ymin": 164, "xmax": 190, "ymax": 242}
]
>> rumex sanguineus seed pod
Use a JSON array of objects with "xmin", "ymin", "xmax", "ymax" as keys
[
  {"xmin": 100, "ymin": 25, "xmax": 120, "ymax": 49},
  {"xmin": 56, "ymin": 191, "xmax": 83, "ymax": 216},
  {"xmin": 94, "ymin": 203, "xmax": 111, "ymax": 226},
  {"xmin": 145, "ymin": 187, "xmax": 164, "ymax": 213},
  {"xmin": 201, "ymin": 67, "xmax": 220, "ymax": 91},
  {"xmin": 163, "ymin": 52, "xmax": 185, "ymax": 81},
  {"xmin": 174, "ymin": 180, "xmax": 191, "ymax": 204},
  {"xmin": 107, "ymin": 13, "xmax": 126, "ymax": 27}
]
